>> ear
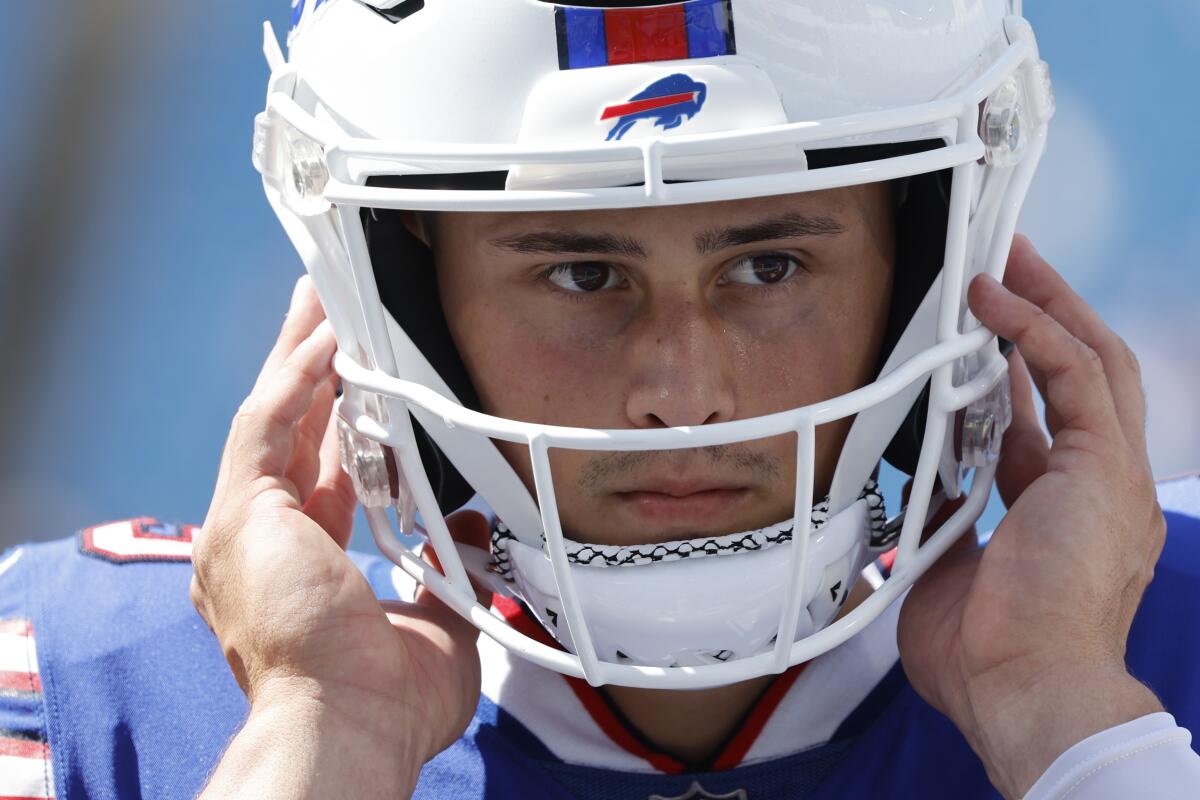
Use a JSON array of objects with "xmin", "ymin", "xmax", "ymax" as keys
[{"xmin": 400, "ymin": 211, "xmax": 435, "ymax": 248}]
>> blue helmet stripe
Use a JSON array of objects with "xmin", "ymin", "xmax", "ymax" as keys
[
  {"xmin": 558, "ymin": 8, "xmax": 609, "ymax": 70},
  {"xmin": 684, "ymin": 0, "xmax": 732, "ymax": 59}
]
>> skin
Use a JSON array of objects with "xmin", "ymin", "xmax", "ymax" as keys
[
  {"xmin": 433, "ymin": 187, "xmax": 894, "ymax": 546},
  {"xmin": 194, "ymin": 185, "xmax": 1165, "ymax": 799}
]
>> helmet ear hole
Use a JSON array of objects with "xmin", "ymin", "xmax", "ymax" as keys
[
  {"xmin": 804, "ymin": 144, "xmax": 951, "ymax": 478},
  {"xmin": 410, "ymin": 414, "xmax": 477, "ymax": 514},
  {"xmin": 364, "ymin": 205, "xmax": 482, "ymax": 514},
  {"xmin": 881, "ymin": 165, "xmax": 952, "ymax": 476},
  {"xmin": 883, "ymin": 381, "xmax": 931, "ymax": 476}
]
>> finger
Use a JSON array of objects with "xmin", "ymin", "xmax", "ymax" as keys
[
  {"xmin": 285, "ymin": 373, "xmax": 338, "ymax": 504},
  {"xmin": 417, "ymin": 511, "xmax": 494, "ymax": 611},
  {"xmin": 229, "ymin": 320, "xmax": 338, "ymax": 491},
  {"xmin": 303, "ymin": 408, "xmax": 358, "ymax": 549},
  {"xmin": 1002, "ymin": 236, "xmax": 1147, "ymax": 453},
  {"xmin": 252, "ymin": 275, "xmax": 326, "ymax": 395},
  {"xmin": 1009, "ymin": 348, "xmax": 1065, "ymax": 438},
  {"xmin": 968, "ymin": 274, "xmax": 1122, "ymax": 451},
  {"xmin": 206, "ymin": 280, "xmax": 328, "ymax": 522},
  {"xmin": 994, "ymin": 350, "xmax": 1050, "ymax": 508}
]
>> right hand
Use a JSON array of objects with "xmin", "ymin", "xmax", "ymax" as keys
[{"xmin": 190, "ymin": 275, "xmax": 489, "ymax": 775}]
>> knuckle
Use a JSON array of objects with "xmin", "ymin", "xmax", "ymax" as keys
[
  {"xmin": 335, "ymin": 474, "xmax": 358, "ymax": 509},
  {"xmin": 282, "ymin": 350, "xmax": 326, "ymax": 388},
  {"xmin": 192, "ymin": 523, "xmax": 217, "ymax": 566},
  {"xmin": 1070, "ymin": 339, "xmax": 1104, "ymax": 374},
  {"xmin": 1149, "ymin": 500, "xmax": 1168, "ymax": 543},
  {"xmin": 262, "ymin": 405, "xmax": 297, "ymax": 437},
  {"xmin": 194, "ymin": 520, "xmax": 239, "ymax": 576},
  {"xmin": 295, "ymin": 417, "xmax": 325, "ymax": 453},
  {"xmin": 233, "ymin": 397, "xmax": 261, "ymax": 427},
  {"xmin": 191, "ymin": 532, "xmax": 210, "ymax": 568},
  {"xmin": 189, "ymin": 575, "xmax": 208, "ymax": 614},
  {"xmin": 1120, "ymin": 340, "xmax": 1143, "ymax": 380},
  {"xmin": 1014, "ymin": 303, "xmax": 1050, "ymax": 341},
  {"xmin": 325, "ymin": 474, "xmax": 359, "ymax": 516},
  {"xmin": 1077, "ymin": 339, "xmax": 1102, "ymax": 365}
]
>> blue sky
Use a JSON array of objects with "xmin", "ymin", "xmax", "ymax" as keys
[{"xmin": 0, "ymin": 2, "xmax": 1196, "ymax": 551}]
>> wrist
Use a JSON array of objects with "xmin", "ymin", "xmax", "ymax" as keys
[
  {"xmin": 245, "ymin": 676, "xmax": 429, "ymax": 794},
  {"xmin": 965, "ymin": 660, "xmax": 1162, "ymax": 799}
]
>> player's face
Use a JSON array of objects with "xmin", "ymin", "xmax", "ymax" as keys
[{"xmin": 432, "ymin": 185, "xmax": 894, "ymax": 545}]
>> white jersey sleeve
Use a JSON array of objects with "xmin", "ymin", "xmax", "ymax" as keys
[{"xmin": 1024, "ymin": 712, "xmax": 1200, "ymax": 800}]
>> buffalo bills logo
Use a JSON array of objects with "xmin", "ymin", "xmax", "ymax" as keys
[{"xmin": 601, "ymin": 73, "xmax": 708, "ymax": 141}]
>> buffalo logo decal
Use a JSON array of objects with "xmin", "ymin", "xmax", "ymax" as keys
[{"xmin": 602, "ymin": 73, "xmax": 708, "ymax": 141}]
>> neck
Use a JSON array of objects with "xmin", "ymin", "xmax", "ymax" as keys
[{"xmin": 603, "ymin": 675, "xmax": 776, "ymax": 768}]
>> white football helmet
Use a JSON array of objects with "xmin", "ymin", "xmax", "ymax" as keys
[{"xmin": 253, "ymin": 0, "xmax": 1053, "ymax": 689}]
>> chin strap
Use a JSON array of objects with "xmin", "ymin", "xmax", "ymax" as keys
[{"xmin": 489, "ymin": 480, "xmax": 886, "ymax": 579}]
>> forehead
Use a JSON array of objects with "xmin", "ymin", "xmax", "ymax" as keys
[{"xmin": 437, "ymin": 185, "xmax": 885, "ymax": 245}]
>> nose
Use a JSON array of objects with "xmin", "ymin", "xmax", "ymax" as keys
[{"xmin": 624, "ymin": 298, "xmax": 736, "ymax": 429}]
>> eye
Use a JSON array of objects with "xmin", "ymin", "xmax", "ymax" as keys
[
  {"xmin": 724, "ymin": 253, "xmax": 800, "ymax": 286},
  {"xmin": 544, "ymin": 262, "xmax": 625, "ymax": 293}
]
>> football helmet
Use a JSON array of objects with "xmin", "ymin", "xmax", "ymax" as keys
[{"xmin": 252, "ymin": 0, "xmax": 1053, "ymax": 688}]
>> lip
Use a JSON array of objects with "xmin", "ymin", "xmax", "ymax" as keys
[
  {"xmin": 614, "ymin": 485, "xmax": 751, "ymax": 528},
  {"xmin": 618, "ymin": 479, "xmax": 746, "ymax": 498}
]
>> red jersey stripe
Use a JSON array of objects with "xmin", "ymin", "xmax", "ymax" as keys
[
  {"xmin": 710, "ymin": 664, "xmax": 806, "ymax": 770},
  {"xmin": 561, "ymin": 674, "xmax": 688, "ymax": 773},
  {"xmin": 0, "ymin": 672, "xmax": 41, "ymax": 694},
  {"xmin": 0, "ymin": 619, "xmax": 32, "ymax": 637},
  {"xmin": 0, "ymin": 738, "xmax": 50, "ymax": 760},
  {"xmin": 493, "ymin": 597, "xmax": 688, "ymax": 772}
]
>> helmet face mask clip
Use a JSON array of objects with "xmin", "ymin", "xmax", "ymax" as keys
[{"xmin": 256, "ymin": 0, "xmax": 1052, "ymax": 689}]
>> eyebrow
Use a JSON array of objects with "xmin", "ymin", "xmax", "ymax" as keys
[
  {"xmin": 489, "ymin": 230, "xmax": 647, "ymax": 259},
  {"xmin": 695, "ymin": 212, "xmax": 847, "ymax": 255},
  {"xmin": 488, "ymin": 211, "xmax": 846, "ymax": 260}
]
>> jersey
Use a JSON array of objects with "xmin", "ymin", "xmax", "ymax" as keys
[{"xmin": 1, "ymin": 475, "xmax": 1198, "ymax": 800}]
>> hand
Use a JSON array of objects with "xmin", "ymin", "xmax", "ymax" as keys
[
  {"xmin": 190, "ymin": 276, "xmax": 489, "ymax": 795},
  {"xmin": 897, "ymin": 237, "xmax": 1166, "ymax": 798}
]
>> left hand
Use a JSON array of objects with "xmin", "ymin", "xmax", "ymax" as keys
[{"xmin": 897, "ymin": 236, "xmax": 1167, "ymax": 799}]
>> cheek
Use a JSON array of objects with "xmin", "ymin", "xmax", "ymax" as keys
[
  {"xmin": 724, "ymin": 295, "xmax": 869, "ymax": 416},
  {"xmin": 720, "ymin": 276, "xmax": 889, "ymax": 493},
  {"xmin": 455, "ymin": 304, "xmax": 622, "ymax": 427}
]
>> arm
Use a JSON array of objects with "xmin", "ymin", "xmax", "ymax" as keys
[
  {"xmin": 200, "ymin": 681, "xmax": 424, "ymax": 800},
  {"xmin": 1025, "ymin": 713, "xmax": 1200, "ymax": 800}
]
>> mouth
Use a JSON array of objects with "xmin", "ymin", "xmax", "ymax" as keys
[{"xmin": 613, "ymin": 481, "xmax": 753, "ymax": 529}]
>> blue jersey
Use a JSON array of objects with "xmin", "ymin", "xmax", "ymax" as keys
[{"xmin": 2, "ymin": 475, "xmax": 1199, "ymax": 800}]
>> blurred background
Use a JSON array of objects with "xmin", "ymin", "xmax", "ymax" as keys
[{"xmin": 0, "ymin": 2, "xmax": 1196, "ymax": 553}]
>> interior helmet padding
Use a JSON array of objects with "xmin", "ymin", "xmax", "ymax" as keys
[{"xmin": 363, "ymin": 142, "xmax": 951, "ymax": 512}]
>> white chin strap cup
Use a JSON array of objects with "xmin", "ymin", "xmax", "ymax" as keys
[{"xmin": 505, "ymin": 497, "xmax": 873, "ymax": 669}]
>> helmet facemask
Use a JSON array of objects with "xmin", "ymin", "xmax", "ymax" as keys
[{"xmin": 256, "ymin": 0, "xmax": 1053, "ymax": 688}]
